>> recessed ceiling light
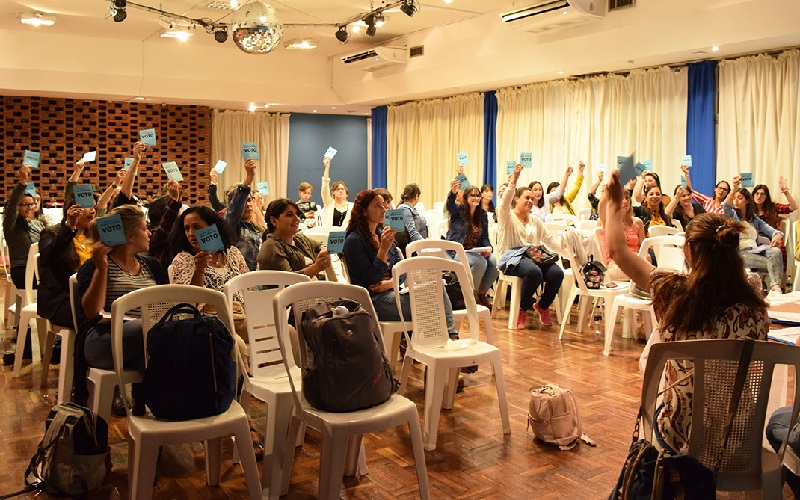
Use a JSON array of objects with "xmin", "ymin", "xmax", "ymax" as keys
[
  {"xmin": 264, "ymin": 104, "xmax": 269, "ymax": 109},
  {"xmin": 312, "ymin": 109, "xmax": 317, "ymax": 113},
  {"xmin": 248, "ymin": 103, "xmax": 257, "ymax": 112},
  {"xmin": 133, "ymin": 96, "xmax": 145, "ymax": 101},
  {"xmin": 557, "ymin": 70, "xmax": 564, "ymax": 75},
  {"xmin": 352, "ymin": 24, "xmax": 361, "ymax": 33},
  {"xmin": 444, "ymin": 0, "xmax": 453, "ymax": 4},
  {"xmin": 161, "ymin": 27, "xmax": 192, "ymax": 41},
  {"xmin": 20, "ymin": 12, "xmax": 56, "ymax": 27},
  {"xmin": 712, "ymin": 45, "xmax": 720, "ymax": 52},
  {"xmin": 230, "ymin": 0, "xmax": 239, "ymax": 7},
  {"xmin": 284, "ymin": 39, "xmax": 317, "ymax": 50}
]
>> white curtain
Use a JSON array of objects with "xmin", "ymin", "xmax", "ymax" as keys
[
  {"xmin": 497, "ymin": 67, "xmax": 688, "ymax": 211},
  {"xmin": 386, "ymin": 93, "xmax": 483, "ymax": 209},
  {"xmin": 718, "ymin": 50, "xmax": 800, "ymax": 198},
  {"xmin": 211, "ymin": 110, "xmax": 291, "ymax": 201}
]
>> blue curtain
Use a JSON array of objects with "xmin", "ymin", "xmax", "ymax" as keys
[
  {"xmin": 371, "ymin": 106, "xmax": 388, "ymax": 188},
  {"xmin": 483, "ymin": 91, "xmax": 498, "ymax": 201},
  {"xmin": 686, "ymin": 60, "xmax": 717, "ymax": 195}
]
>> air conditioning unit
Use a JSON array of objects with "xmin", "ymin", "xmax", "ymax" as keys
[
  {"xmin": 500, "ymin": 0, "xmax": 606, "ymax": 34},
  {"xmin": 341, "ymin": 46, "xmax": 409, "ymax": 72}
]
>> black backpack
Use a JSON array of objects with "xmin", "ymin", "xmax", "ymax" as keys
[
  {"xmin": 25, "ymin": 403, "xmax": 109, "ymax": 497},
  {"xmin": 141, "ymin": 303, "xmax": 237, "ymax": 421},
  {"xmin": 300, "ymin": 300, "xmax": 397, "ymax": 412}
]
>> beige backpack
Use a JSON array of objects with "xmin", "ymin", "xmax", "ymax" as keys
[{"xmin": 527, "ymin": 384, "xmax": 595, "ymax": 451}]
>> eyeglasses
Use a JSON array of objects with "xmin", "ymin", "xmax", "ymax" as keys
[
  {"xmin": 19, "ymin": 202, "xmax": 36, "ymax": 207},
  {"xmin": 468, "ymin": 193, "xmax": 482, "ymax": 198}
]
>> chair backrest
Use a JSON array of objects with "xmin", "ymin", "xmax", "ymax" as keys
[
  {"xmin": 303, "ymin": 225, "xmax": 340, "ymax": 245},
  {"xmin": 544, "ymin": 222, "xmax": 567, "ymax": 238},
  {"xmin": 422, "ymin": 210, "xmax": 442, "ymax": 237},
  {"xmin": 647, "ymin": 225, "xmax": 679, "ymax": 238},
  {"xmin": 0, "ymin": 235, "xmax": 11, "ymax": 276},
  {"xmin": 392, "ymin": 256, "xmax": 480, "ymax": 348},
  {"xmin": 640, "ymin": 339, "xmax": 800, "ymax": 484},
  {"xmin": 272, "ymin": 281, "xmax": 384, "ymax": 411},
  {"xmin": 672, "ymin": 219, "xmax": 684, "ymax": 232},
  {"xmin": 167, "ymin": 264, "xmax": 175, "ymax": 284},
  {"xmin": 577, "ymin": 208, "xmax": 592, "ymax": 222},
  {"xmin": 578, "ymin": 220, "xmax": 598, "ymax": 232},
  {"xmin": 546, "ymin": 213, "xmax": 577, "ymax": 226},
  {"xmin": 24, "ymin": 242, "xmax": 39, "ymax": 304},
  {"xmin": 69, "ymin": 274, "xmax": 79, "ymax": 331},
  {"xmin": 432, "ymin": 201, "xmax": 444, "ymax": 213},
  {"xmin": 224, "ymin": 271, "xmax": 309, "ymax": 377},
  {"xmin": 405, "ymin": 239, "xmax": 474, "ymax": 289},
  {"xmin": 639, "ymin": 235, "xmax": 687, "ymax": 273}
]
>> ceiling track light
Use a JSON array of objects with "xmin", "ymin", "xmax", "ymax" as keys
[
  {"xmin": 400, "ymin": 0, "xmax": 419, "ymax": 17},
  {"xmin": 335, "ymin": 25, "xmax": 350, "ymax": 44},
  {"xmin": 112, "ymin": 0, "xmax": 127, "ymax": 22},
  {"xmin": 214, "ymin": 25, "xmax": 228, "ymax": 43},
  {"xmin": 364, "ymin": 13, "xmax": 377, "ymax": 36}
]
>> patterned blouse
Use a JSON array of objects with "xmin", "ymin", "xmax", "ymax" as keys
[
  {"xmin": 170, "ymin": 246, "xmax": 248, "ymax": 303},
  {"xmin": 644, "ymin": 270, "xmax": 769, "ymax": 454}
]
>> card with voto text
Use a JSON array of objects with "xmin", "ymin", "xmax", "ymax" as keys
[
  {"xmin": 457, "ymin": 152, "xmax": 469, "ymax": 165},
  {"xmin": 680, "ymin": 175, "xmax": 687, "ymax": 188},
  {"xmin": 642, "ymin": 159, "xmax": 652, "ymax": 171},
  {"xmin": 520, "ymin": 152, "xmax": 533, "ymax": 169},
  {"xmin": 681, "ymin": 154, "xmax": 692, "ymax": 168},
  {"xmin": 96, "ymin": 214, "xmax": 127, "ymax": 247},
  {"xmin": 139, "ymin": 128, "xmax": 157, "ymax": 147},
  {"xmin": 82, "ymin": 151, "xmax": 97, "ymax": 162},
  {"xmin": 506, "ymin": 161, "xmax": 516, "ymax": 174},
  {"xmin": 23, "ymin": 150, "xmax": 40, "ymax": 168},
  {"xmin": 455, "ymin": 173, "xmax": 470, "ymax": 190},
  {"xmin": 384, "ymin": 209, "xmax": 406, "ymax": 231},
  {"xmin": 324, "ymin": 147, "xmax": 337, "ymax": 159},
  {"xmin": 213, "ymin": 160, "xmax": 227, "ymax": 174},
  {"xmin": 618, "ymin": 155, "xmax": 636, "ymax": 186},
  {"xmin": 73, "ymin": 184, "xmax": 95, "ymax": 208},
  {"xmin": 162, "ymin": 161, "xmax": 183, "ymax": 182},
  {"xmin": 196, "ymin": 224, "xmax": 225, "ymax": 253},
  {"xmin": 25, "ymin": 182, "xmax": 36, "ymax": 196},
  {"xmin": 123, "ymin": 157, "xmax": 134, "ymax": 170},
  {"xmin": 257, "ymin": 181, "xmax": 270, "ymax": 195},
  {"xmin": 326, "ymin": 231, "xmax": 346, "ymax": 254},
  {"xmin": 740, "ymin": 172, "xmax": 754, "ymax": 188},
  {"xmin": 241, "ymin": 142, "xmax": 260, "ymax": 160}
]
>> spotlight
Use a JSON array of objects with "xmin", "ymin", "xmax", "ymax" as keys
[
  {"xmin": 364, "ymin": 13, "xmax": 376, "ymax": 37},
  {"xmin": 112, "ymin": 0, "xmax": 126, "ymax": 22},
  {"xmin": 214, "ymin": 26, "xmax": 228, "ymax": 43},
  {"xmin": 400, "ymin": 0, "xmax": 418, "ymax": 17},
  {"xmin": 335, "ymin": 25, "xmax": 349, "ymax": 44}
]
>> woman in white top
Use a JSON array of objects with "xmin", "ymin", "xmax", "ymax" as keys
[
  {"xmin": 528, "ymin": 165, "xmax": 571, "ymax": 220},
  {"xmin": 497, "ymin": 164, "xmax": 566, "ymax": 329},
  {"xmin": 320, "ymin": 156, "xmax": 354, "ymax": 227}
]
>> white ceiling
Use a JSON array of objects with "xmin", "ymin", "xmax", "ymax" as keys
[{"xmin": 1, "ymin": 0, "xmax": 799, "ymax": 115}]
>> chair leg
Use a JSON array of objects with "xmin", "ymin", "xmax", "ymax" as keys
[
  {"xmin": 203, "ymin": 437, "xmax": 223, "ymax": 486},
  {"xmin": 57, "ymin": 329, "xmax": 75, "ymax": 404},
  {"xmin": 317, "ymin": 429, "xmax": 350, "ymax": 500},
  {"xmin": 576, "ymin": 295, "xmax": 591, "ymax": 333},
  {"xmin": 342, "ymin": 436, "xmax": 366, "ymax": 476},
  {"xmin": 605, "ymin": 298, "xmax": 622, "ymax": 356},
  {"xmin": 88, "ymin": 374, "xmax": 116, "ymax": 424},
  {"xmin": 404, "ymin": 408, "xmax": 430, "ymax": 500},
  {"xmin": 442, "ymin": 366, "xmax": 459, "ymax": 410},
  {"xmin": 277, "ymin": 416, "xmax": 302, "ymax": 498},
  {"xmin": 479, "ymin": 309, "xmax": 494, "ymax": 345},
  {"xmin": 263, "ymin": 396, "xmax": 295, "ymax": 498},
  {"xmin": 130, "ymin": 437, "xmax": 159, "ymax": 500},
  {"xmin": 40, "ymin": 322, "xmax": 55, "ymax": 387},
  {"xmin": 397, "ymin": 355, "xmax": 414, "ymax": 396},
  {"xmin": 12, "ymin": 310, "xmax": 33, "ymax": 377},
  {"xmin": 558, "ymin": 289, "xmax": 577, "ymax": 339},
  {"xmin": 491, "ymin": 356, "xmax": 511, "ymax": 435},
  {"xmin": 422, "ymin": 365, "xmax": 448, "ymax": 451},
  {"xmin": 491, "ymin": 279, "xmax": 507, "ymax": 319},
  {"xmin": 232, "ymin": 418, "xmax": 264, "ymax": 500},
  {"xmin": 507, "ymin": 281, "xmax": 522, "ymax": 330}
]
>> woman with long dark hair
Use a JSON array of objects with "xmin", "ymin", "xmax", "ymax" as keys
[
  {"xmin": 446, "ymin": 181, "xmax": 498, "ymax": 308},
  {"xmin": 257, "ymin": 198, "xmax": 330, "ymax": 278},
  {"xmin": 752, "ymin": 177, "xmax": 797, "ymax": 230},
  {"xmin": 633, "ymin": 184, "xmax": 672, "ymax": 232},
  {"xmin": 601, "ymin": 170, "xmax": 768, "ymax": 455}
]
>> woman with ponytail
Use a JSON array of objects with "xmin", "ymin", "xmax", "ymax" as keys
[{"xmin": 600, "ymin": 170, "xmax": 768, "ymax": 455}]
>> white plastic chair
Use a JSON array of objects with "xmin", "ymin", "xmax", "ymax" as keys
[
  {"xmin": 302, "ymin": 225, "xmax": 340, "ymax": 245},
  {"xmin": 392, "ymin": 256, "xmax": 510, "ymax": 451},
  {"xmin": 545, "ymin": 213, "xmax": 577, "ymax": 226},
  {"xmin": 577, "ymin": 208, "xmax": 592, "ymax": 222},
  {"xmin": 544, "ymin": 221, "xmax": 567, "ymax": 235},
  {"xmin": 12, "ymin": 243, "xmax": 51, "ymax": 378},
  {"xmin": 578, "ymin": 220, "xmax": 598, "ymax": 232},
  {"xmin": 647, "ymin": 225, "xmax": 679, "ymax": 238},
  {"xmin": 793, "ymin": 221, "xmax": 800, "ymax": 292},
  {"xmin": 422, "ymin": 210, "xmax": 443, "ymax": 239},
  {"xmin": 605, "ymin": 235, "xmax": 686, "ymax": 356},
  {"xmin": 224, "ymin": 270, "xmax": 309, "ymax": 499},
  {"xmin": 110, "ymin": 285, "xmax": 262, "ymax": 500},
  {"xmin": 558, "ymin": 260, "xmax": 630, "ymax": 340},
  {"xmin": 272, "ymin": 281, "xmax": 430, "ymax": 500},
  {"xmin": 405, "ymin": 239, "xmax": 494, "ymax": 344},
  {"xmin": 640, "ymin": 339, "xmax": 800, "ymax": 497},
  {"xmin": 1, "ymin": 236, "xmax": 17, "ymax": 329}
]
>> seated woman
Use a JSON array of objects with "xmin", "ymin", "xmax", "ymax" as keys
[
  {"xmin": 548, "ymin": 161, "xmax": 585, "ymax": 216},
  {"xmin": 665, "ymin": 185, "xmax": 705, "ymax": 229},
  {"xmin": 396, "ymin": 184, "xmax": 427, "ymax": 255},
  {"xmin": 601, "ymin": 170, "xmax": 768, "ymax": 455},
  {"xmin": 224, "ymin": 158, "xmax": 263, "ymax": 271},
  {"xmin": 257, "ymin": 198, "xmax": 331, "ymax": 278},
  {"xmin": 497, "ymin": 164, "xmax": 565, "ymax": 329},
  {"xmin": 343, "ymin": 190, "xmax": 457, "ymax": 337},
  {"xmin": 480, "ymin": 184, "xmax": 495, "ymax": 217},
  {"xmin": 75, "ymin": 205, "xmax": 169, "ymax": 408},
  {"xmin": 633, "ymin": 171, "xmax": 671, "ymax": 207},
  {"xmin": 722, "ymin": 187, "xmax": 784, "ymax": 295},
  {"xmin": 38, "ymin": 193, "xmax": 98, "ymax": 331},
  {"xmin": 596, "ymin": 190, "xmax": 645, "ymax": 281},
  {"xmin": 446, "ymin": 180, "xmax": 498, "ymax": 308},
  {"xmin": 528, "ymin": 165, "xmax": 570, "ymax": 220},
  {"xmin": 753, "ymin": 177, "xmax": 797, "ymax": 272},
  {"xmin": 321, "ymin": 156, "xmax": 354, "ymax": 227},
  {"xmin": 633, "ymin": 184, "xmax": 672, "ymax": 233}
]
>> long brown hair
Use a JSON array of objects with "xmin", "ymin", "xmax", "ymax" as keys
[
  {"xmin": 346, "ymin": 190, "xmax": 382, "ymax": 251},
  {"xmin": 753, "ymin": 184, "xmax": 778, "ymax": 227},
  {"xmin": 652, "ymin": 213, "xmax": 766, "ymax": 334},
  {"xmin": 459, "ymin": 185, "xmax": 487, "ymax": 233}
]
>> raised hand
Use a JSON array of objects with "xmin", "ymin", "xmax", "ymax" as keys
[
  {"xmin": 166, "ymin": 179, "xmax": 181, "ymax": 201},
  {"xmin": 379, "ymin": 227, "xmax": 396, "ymax": 252},
  {"xmin": 90, "ymin": 241, "xmax": 111, "ymax": 271},
  {"xmin": 451, "ymin": 178, "xmax": 461, "ymax": 193},
  {"xmin": 779, "ymin": 176, "xmax": 788, "ymax": 193},
  {"xmin": 513, "ymin": 163, "xmax": 523, "ymax": 182},
  {"xmin": 578, "ymin": 161, "xmax": 585, "ymax": 174},
  {"xmin": 209, "ymin": 170, "xmax": 217, "ymax": 184},
  {"xmin": 194, "ymin": 250, "xmax": 212, "ymax": 272},
  {"xmin": 565, "ymin": 165, "xmax": 574, "ymax": 177},
  {"xmin": 18, "ymin": 163, "xmax": 33, "ymax": 184},
  {"xmin": 65, "ymin": 204, "xmax": 82, "ymax": 229},
  {"xmin": 132, "ymin": 141, "xmax": 146, "ymax": 161}
]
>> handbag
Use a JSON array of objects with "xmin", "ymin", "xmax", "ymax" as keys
[
  {"xmin": 580, "ymin": 255, "xmax": 607, "ymax": 289},
  {"xmin": 524, "ymin": 245, "xmax": 559, "ymax": 266},
  {"xmin": 609, "ymin": 339, "xmax": 755, "ymax": 500}
]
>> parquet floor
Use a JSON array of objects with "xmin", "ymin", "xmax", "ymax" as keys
[{"xmin": 0, "ymin": 302, "xmax": 792, "ymax": 499}]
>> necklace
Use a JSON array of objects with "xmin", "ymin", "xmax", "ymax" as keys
[{"xmin": 110, "ymin": 255, "xmax": 139, "ymax": 275}]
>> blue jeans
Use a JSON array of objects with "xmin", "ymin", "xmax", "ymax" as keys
[
  {"xmin": 453, "ymin": 252, "xmax": 500, "ymax": 293},
  {"xmin": 741, "ymin": 247, "xmax": 783, "ymax": 288},
  {"xmin": 766, "ymin": 406, "xmax": 800, "ymax": 456},
  {"xmin": 84, "ymin": 319, "xmax": 146, "ymax": 372},
  {"xmin": 503, "ymin": 259, "xmax": 564, "ymax": 311},
  {"xmin": 371, "ymin": 288, "xmax": 457, "ymax": 337}
]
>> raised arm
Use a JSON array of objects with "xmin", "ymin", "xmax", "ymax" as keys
[
  {"xmin": 81, "ymin": 243, "xmax": 111, "ymax": 319},
  {"xmin": 725, "ymin": 176, "xmax": 741, "ymax": 205},
  {"xmin": 3, "ymin": 165, "xmax": 31, "ymax": 233},
  {"xmin": 779, "ymin": 176, "xmax": 798, "ymax": 212},
  {"xmin": 208, "ymin": 170, "xmax": 225, "ymax": 212},
  {"xmin": 589, "ymin": 170, "xmax": 604, "ymax": 196},
  {"xmin": 321, "ymin": 157, "xmax": 332, "ymax": 206},
  {"xmin": 120, "ymin": 142, "xmax": 146, "ymax": 199},
  {"xmin": 633, "ymin": 172, "xmax": 647, "ymax": 204},
  {"xmin": 664, "ymin": 186, "xmax": 684, "ymax": 217},
  {"xmin": 682, "ymin": 164, "xmax": 694, "ymax": 192},
  {"xmin": 600, "ymin": 171, "xmax": 655, "ymax": 291},
  {"xmin": 564, "ymin": 162, "xmax": 585, "ymax": 203},
  {"xmin": 65, "ymin": 160, "xmax": 87, "ymax": 198}
]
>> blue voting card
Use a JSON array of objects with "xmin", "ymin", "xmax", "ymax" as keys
[
  {"xmin": 634, "ymin": 162, "xmax": 646, "ymax": 175},
  {"xmin": 642, "ymin": 159, "xmax": 652, "ymax": 171},
  {"xmin": 384, "ymin": 209, "xmax": 406, "ymax": 231},
  {"xmin": 506, "ymin": 161, "xmax": 516, "ymax": 174},
  {"xmin": 681, "ymin": 154, "xmax": 692, "ymax": 168},
  {"xmin": 257, "ymin": 181, "xmax": 270, "ymax": 195},
  {"xmin": 73, "ymin": 184, "xmax": 95, "ymax": 208},
  {"xmin": 82, "ymin": 151, "xmax": 97, "ymax": 162},
  {"xmin": 740, "ymin": 172, "xmax": 754, "ymax": 188},
  {"xmin": 196, "ymin": 224, "xmax": 225, "ymax": 253},
  {"xmin": 680, "ymin": 175, "xmax": 687, "ymax": 188},
  {"xmin": 457, "ymin": 152, "xmax": 469, "ymax": 165},
  {"xmin": 213, "ymin": 160, "xmax": 227, "ymax": 174},
  {"xmin": 241, "ymin": 142, "xmax": 260, "ymax": 160},
  {"xmin": 455, "ymin": 173, "xmax": 470, "ymax": 190},
  {"xmin": 123, "ymin": 157, "xmax": 134, "ymax": 170},
  {"xmin": 520, "ymin": 152, "xmax": 533, "ymax": 169},
  {"xmin": 139, "ymin": 128, "xmax": 157, "ymax": 147},
  {"xmin": 324, "ymin": 147, "xmax": 337, "ymax": 159},
  {"xmin": 618, "ymin": 155, "xmax": 636, "ymax": 186},
  {"xmin": 326, "ymin": 231, "xmax": 346, "ymax": 254},
  {"xmin": 25, "ymin": 182, "xmax": 36, "ymax": 196},
  {"xmin": 96, "ymin": 214, "xmax": 127, "ymax": 247},
  {"xmin": 162, "ymin": 161, "xmax": 183, "ymax": 181},
  {"xmin": 598, "ymin": 164, "xmax": 606, "ymax": 171},
  {"xmin": 23, "ymin": 150, "xmax": 40, "ymax": 168}
]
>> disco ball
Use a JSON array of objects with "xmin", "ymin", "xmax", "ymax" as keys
[{"xmin": 231, "ymin": 1, "xmax": 283, "ymax": 54}]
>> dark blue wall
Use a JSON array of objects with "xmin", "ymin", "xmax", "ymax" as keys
[{"xmin": 286, "ymin": 113, "xmax": 369, "ymax": 206}]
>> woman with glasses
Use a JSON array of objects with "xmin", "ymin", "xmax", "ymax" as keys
[
  {"xmin": 446, "ymin": 179, "xmax": 498, "ymax": 308},
  {"xmin": 223, "ymin": 158, "xmax": 263, "ymax": 271},
  {"xmin": 682, "ymin": 164, "xmax": 730, "ymax": 214},
  {"xmin": 3, "ymin": 164, "xmax": 45, "ymax": 292}
]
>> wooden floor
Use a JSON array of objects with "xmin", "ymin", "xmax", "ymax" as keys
[{"xmin": 0, "ymin": 301, "xmax": 792, "ymax": 499}]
